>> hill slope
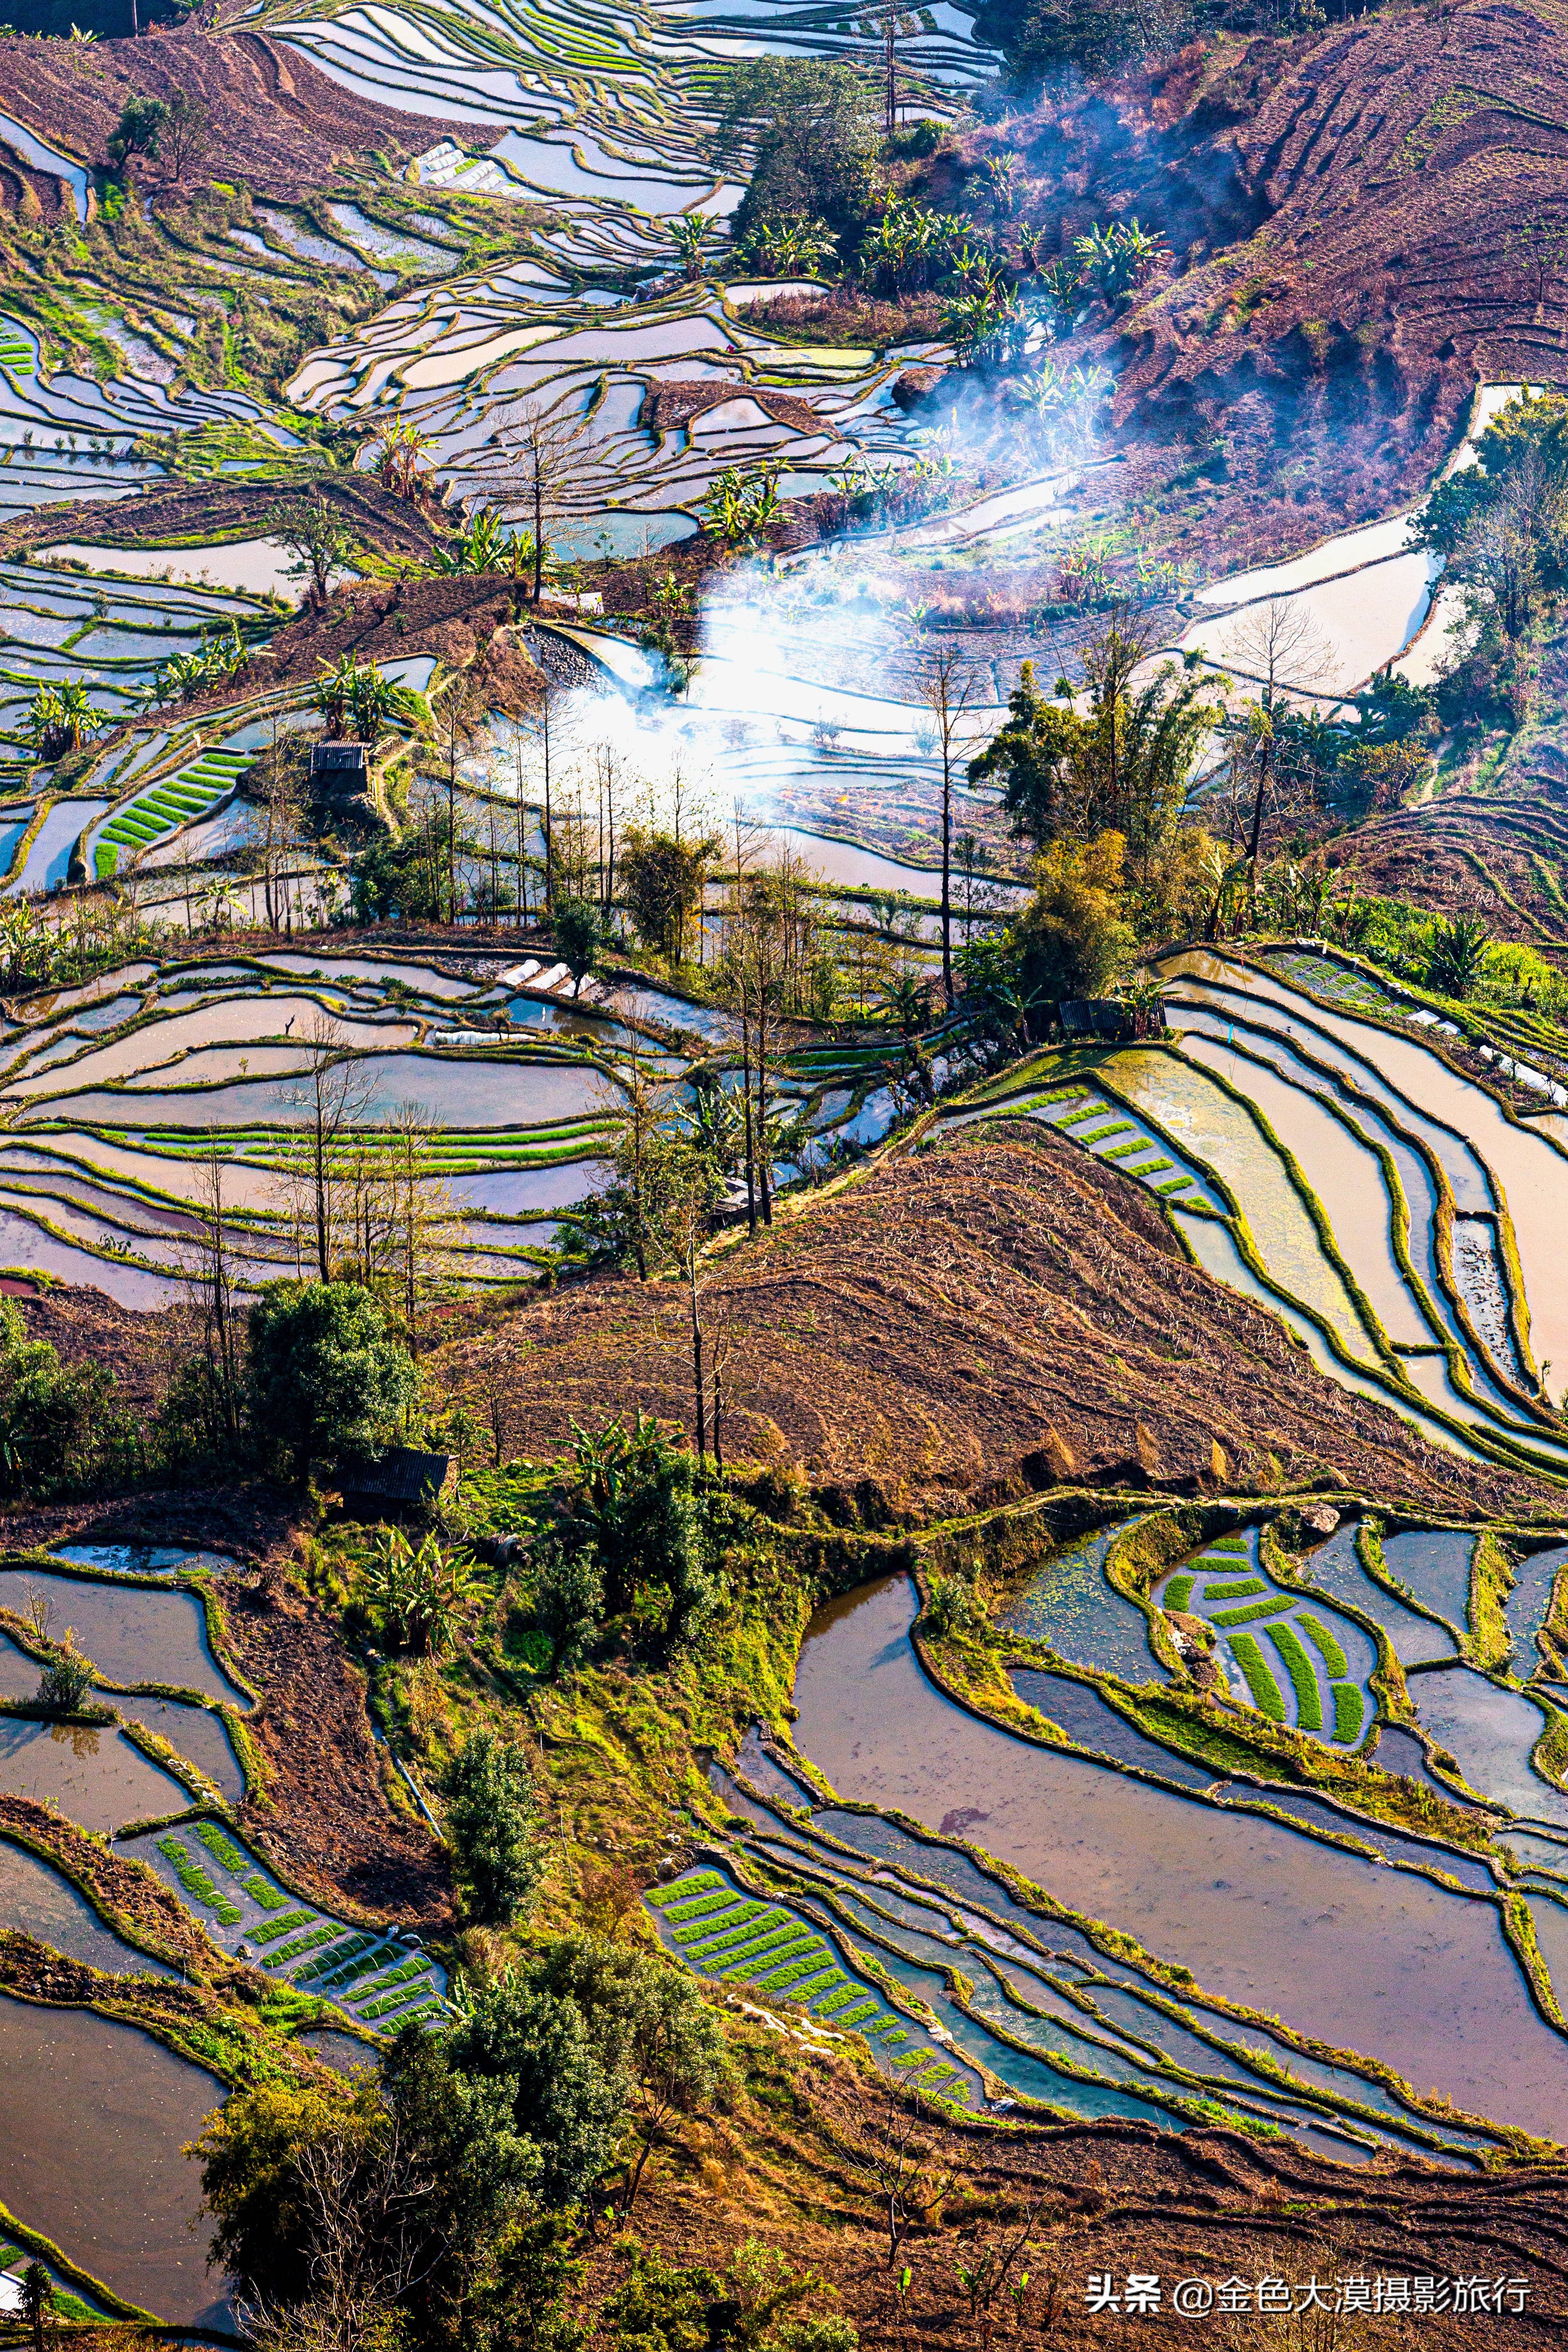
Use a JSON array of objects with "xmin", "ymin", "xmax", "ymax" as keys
[{"xmin": 434, "ymin": 1121, "xmax": 1548, "ymax": 1522}]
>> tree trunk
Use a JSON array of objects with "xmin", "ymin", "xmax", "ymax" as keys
[{"xmin": 940, "ymin": 733, "xmax": 954, "ymax": 1007}]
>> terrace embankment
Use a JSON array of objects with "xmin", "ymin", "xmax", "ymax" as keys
[
  {"xmin": 953, "ymin": 1, "xmax": 1568, "ymax": 574},
  {"xmin": 431, "ymin": 1121, "xmax": 1551, "ymax": 1521},
  {"xmin": 6, "ymin": 475, "xmax": 446, "ymax": 570},
  {"xmin": 1336, "ymin": 786, "xmax": 1568, "ymax": 944},
  {"xmin": 470, "ymin": 2068, "xmax": 1568, "ymax": 2348},
  {"xmin": 0, "ymin": 30, "xmax": 497, "ymax": 197}
]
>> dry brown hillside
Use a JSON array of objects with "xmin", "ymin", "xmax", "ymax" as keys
[
  {"xmin": 433, "ymin": 1120, "xmax": 1551, "ymax": 1523},
  {"xmin": 957, "ymin": 2, "xmax": 1568, "ymax": 572}
]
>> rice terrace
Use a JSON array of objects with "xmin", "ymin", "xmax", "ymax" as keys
[{"xmin": 7, "ymin": 0, "xmax": 1568, "ymax": 2339}]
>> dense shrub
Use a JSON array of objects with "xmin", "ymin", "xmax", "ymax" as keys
[{"xmin": 444, "ymin": 1728, "xmax": 542, "ymax": 1926}]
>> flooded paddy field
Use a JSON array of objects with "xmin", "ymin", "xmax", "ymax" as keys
[
  {"xmin": 775, "ymin": 1565, "xmax": 1568, "ymax": 2145},
  {"xmin": 0, "ymin": 1993, "xmax": 229, "ymax": 2326}
]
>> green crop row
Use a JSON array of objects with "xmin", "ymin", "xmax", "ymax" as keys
[
  {"xmin": 158, "ymin": 1835, "xmax": 242, "ymax": 1924},
  {"xmin": 667, "ymin": 1898, "xmax": 757, "ymax": 1941},
  {"xmin": 753, "ymin": 1950, "xmax": 835, "ymax": 1993},
  {"xmin": 1267, "ymin": 1621, "xmax": 1323, "ymax": 1733},
  {"xmin": 320, "ymin": 1940, "xmax": 403, "ymax": 1991},
  {"xmin": 1163, "ymin": 1575, "xmax": 1195, "ymax": 1612},
  {"xmin": 251, "ymin": 1908, "xmax": 313, "ymax": 1945},
  {"xmin": 1211, "ymin": 1597, "xmax": 1296, "ymax": 1629},
  {"xmin": 1298, "ymin": 1613, "xmax": 1349, "ymax": 1678},
  {"xmin": 1208, "ymin": 1536, "xmax": 1250, "ymax": 1553},
  {"xmin": 358, "ymin": 1981, "xmax": 436, "ymax": 2020},
  {"xmin": 272, "ymin": 1923, "xmax": 339, "ymax": 1966},
  {"xmin": 829, "ymin": 1999, "xmax": 880, "ymax": 2027},
  {"xmin": 1332, "ymin": 1683, "xmax": 1365, "ymax": 1744},
  {"xmin": 354, "ymin": 1954, "xmax": 427, "ymax": 1994},
  {"xmin": 652, "ymin": 1886, "xmax": 737, "ymax": 1922},
  {"xmin": 194, "ymin": 1820, "xmax": 249, "ymax": 1874},
  {"xmin": 718, "ymin": 1930, "xmax": 819, "ymax": 1979},
  {"xmin": 1204, "ymin": 1577, "xmax": 1266, "ymax": 1600},
  {"xmin": 683, "ymin": 1908, "xmax": 780, "ymax": 1957},
  {"xmin": 1229, "ymin": 1633, "xmax": 1287, "ymax": 1722},
  {"xmin": 815, "ymin": 1983, "xmax": 871, "ymax": 2017},
  {"xmin": 246, "ymin": 1876, "xmax": 292, "ymax": 1911},
  {"xmin": 1078, "ymin": 1123, "xmax": 1132, "ymax": 1145}
]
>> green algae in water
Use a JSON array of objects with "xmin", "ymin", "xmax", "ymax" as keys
[{"xmin": 998, "ymin": 1526, "xmax": 1169, "ymax": 1684}]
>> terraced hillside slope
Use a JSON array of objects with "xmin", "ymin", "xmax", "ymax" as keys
[
  {"xmin": 432, "ymin": 1120, "xmax": 1550, "ymax": 1520},
  {"xmin": 972, "ymin": 1, "xmax": 1568, "ymax": 570},
  {"xmin": 0, "ymin": 29, "xmax": 496, "ymax": 198}
]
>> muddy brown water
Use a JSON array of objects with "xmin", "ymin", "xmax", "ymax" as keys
[
  {"xmin": 0, "ymin": 1718, "xmax": 189, "ymax": 1833},
  {"xmin": 0, "ymin": 1635, "xmax": 243, "ymax": 1803},
  {"xmin": 0, "ymin": 1991, "xmax": 230, "ymax": 2325},
  {"xmin": 792, "ymin": 1576, "xmax": 1568, "ymax": 2140},
  {"xmin": 0, "ymin": 1835, "xmax": 174, "ymax": 1976},
  {"xmin": 0, "ymin": 1570, "xmax": 247, "ymax": 1707}
]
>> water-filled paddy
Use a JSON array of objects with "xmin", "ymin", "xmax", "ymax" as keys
[
  {"xmin": 0, "ymin": 1835, "xmax": 174, "ymax": 1976},
  {"xmin": 0, "ymin": 1717, "xmax": 189, "ymax": 1831},
  {"xmin": 0, "ymin": 1569, "xmax": 248, "ymax": 1707},
  {"xmin": 996, "ymin": 1525, "xmax": 1168, "ymax": 1682},
  {"xmin": 1297, "ymin": 1526, "xmax": 1458, "ymax": 1666},
  {"xmin": 792, "ymin": 1574, "xmax": 1568, "ymax": 2136},
  {"xmin": 0, "ymin": 1991, "xmax": 229, "ymax": 2324}
]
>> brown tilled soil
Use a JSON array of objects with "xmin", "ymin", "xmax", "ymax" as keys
[
  {"xmin": 430, "ymin": 1120, "xmax": 1552, "ymax": 1522},
  {"xmin": 6, "ymin": 476, "xmax": 447, "ymax": 570},
  {"xmin": 1340, "ymin": 792, "xmax": 1568, "ymax": 944},
  {"xmin": 0, "ymin": 1792, "xmax": 210, "ymax": 1964},
  {"xmin": 219, "ymin": 1566, "xmax": 453, "ymax": 1929},
  {"xmin": 0, "ymin": 30, "xmax": 497, "ymax": 193},
  {"xmin": 565, "ymin": 2073, "xmax": 1568, "ymax": 2350}
]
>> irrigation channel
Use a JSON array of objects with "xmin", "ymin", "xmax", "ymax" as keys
[{"xmin": 0, "ymin": 1545, "xmax": 446, "ymax": 2328}]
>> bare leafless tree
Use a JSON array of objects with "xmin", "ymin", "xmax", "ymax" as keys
[
  {"xmin": 475, "ymin": 398, "xmax": 590, "ymax": 605},
  {"xmin": 293, "ymin": 1015, "xmax": 377, "ymax": 1281},
  {"xmin": 239, "ymin": 2120, "xmax": 434, "ymax": 2352},
  {"xmin": 916, "ymin": 642, "xmax": 984, "ymax": 1007},
  {"xmin": 1215, "ymin": 596, "xmax": 1338, "ymax": 872},
  {"xmin": 823, "ymin": 2076, "xmax": 960, "ymax": 2269}
]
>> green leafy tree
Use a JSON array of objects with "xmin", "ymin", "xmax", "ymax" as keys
[
  {"xmin": 619, "ymin": 828, "xmax": 717, "ymax": 963},
  {"xmin": 36, "ymin": 1636, "xmax": 92, "ymax": 1717},
  {"xmin": 192, "ymin": 2074, "xmax": 388, "ymax": 2306},
  {"xmin": 364, "ymin": 1527, "xmax": 474, "ymax": 1655},
  {"xmin": 553, "ymin": 896, "xmax": 603, "ymax": 996},
  {"xmin": 969, "ymin": 630, "xmax": 1216, "ymax": 878},
  {"xmin": 19, "ymin": 2262, "xmax": 50, "ymax": 2352},
  {"xmin": 0, "ymin": 1301, "xmax": 129, "ymax": 1500},
  {"xmin": 443, "ymin": 1958, "xmax": 628, "ymax": 2210},
  {"xmin": 444, "ymin": 1729, "xmax": 543, "ymax": 1925},
  {"xmin": 714, "ymin": 59, "xmax": 878, "ymax": 245},
  {"xmin": 472, "ymin": 2211, "xmax": 589, "ymax": 2352},
  {"xmin": 566, "ymin": 1414, "xmax": 717, "ymax": 1638},
  {"xmin": 107, "ymin": 90, "xmax": 167, "ymax": 172},
  {"xmin": 1426, "ymin": 913, "xmax": 1491, "ymax": 999},
  {"xmin": 246, "ymin": 1280, "xmax": 417, "ymax": 1486},
  {"xmin": 526, "ymin": 1938, "xmax": 731, "ymax": 2214},
  {"xmin": 603, "ymin": 2247, "xmax": 721, "ymax": 2352},
  {"xmin": 270, "ymin": 493, "xmax": 356, "ymax": 610},
  {"xmin": 534, "ymin": 1540, "xmax": 604, "ymax": 1676}
]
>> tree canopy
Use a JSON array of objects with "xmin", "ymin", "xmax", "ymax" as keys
[{"xmin": 247, "ymin": 1280, "xmax": 416, "ymax": 1484}]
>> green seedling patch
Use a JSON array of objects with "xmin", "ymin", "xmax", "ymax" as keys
[
  {"xmin": 1229, "ymin": 1632, "xmax": 1287, "ymax": 1721},
  {"xmin": 1299, "ymin": 1613, "xmax": 1349, "ymax": 1678},
  {"xmin": 1163, "ymin": 1575, "xmax": 1195, "ymax": 1612},
  {"xmin": 1267, "ymin": 1620, "xmax": 1323, "ymax": 1733},
  {"xmin": 1332, "ymin": 1683, "xmax": 1365, "ymax": 1744},
  {"xmin": 1203, "ymin": 1578, "xmax": 1267, "ymax": 1600}
]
